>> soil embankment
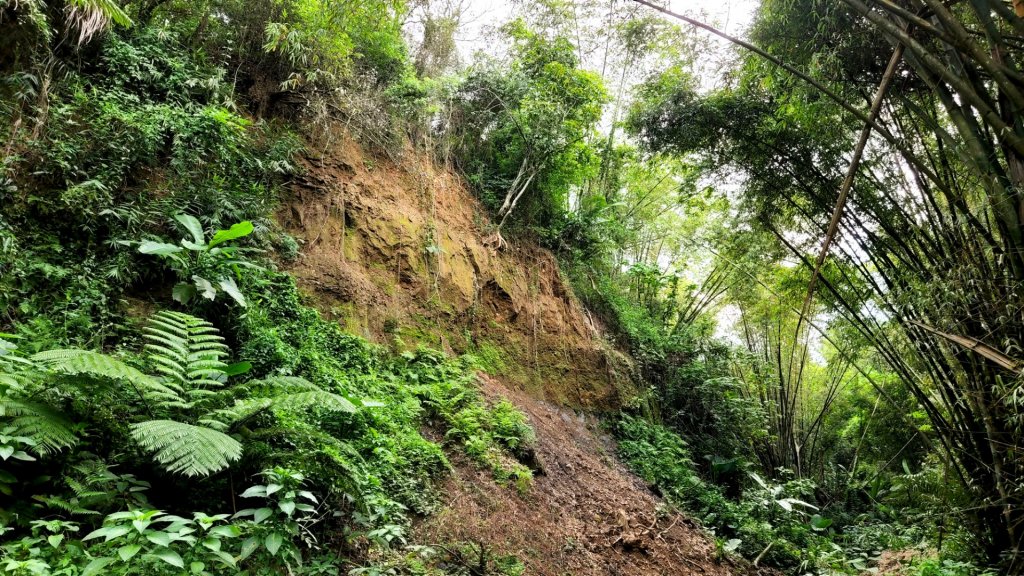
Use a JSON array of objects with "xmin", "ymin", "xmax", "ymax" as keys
[
  {"xmin": 281, "ymin": 137, "xmax": 633, "ymax": 408},
  {"xmin": 283, "ymin": 138, "xmax": 762, "ymax": 575}
]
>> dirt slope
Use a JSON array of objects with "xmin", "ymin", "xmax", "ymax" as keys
[
  {"xmin": 415, "ymin": 374, "xmax": 758, "ymax": 576},
  {"xmin": 281, "ymin": 138, "xmax": 757, "ymax": 575},
  {"xmin": 279, "ymin": 137, "xmax": 634, "ymax": 408}
]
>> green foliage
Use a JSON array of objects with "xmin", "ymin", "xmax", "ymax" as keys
[
  {"xmin": 7, "ymin": 0, "xmax": 1001, "ymax": 574},
  {"xmin": 261, "ymin": 0, "xmax": 409, "ymax": 88},
  {"xmin": 1, "ymin": 26, "xmax": 298, "ymax": 346},
  {"xmin": 130, "ymin": 420, "xmax": 243, "ymax": 478},
  {"xmin": 438, "ymin": 394, "xmax": 535, "ymax": 487},
  {"xmin": 0, "ymin": 468, "xmax": 343, "ymax": 575},
  {"xmin": 137, "ymin": 215, "xmax": 261, "ymax": 307},
  {"xmin": 9, "ymin": 310, "xmax": 358, "ymax": 481},
  {"xmin": 615, "ymin": 414, "xmax": 827, "ymax": 569},
  {"xmin": 235, "ymin": 271, "xmax": 536, "ymax": 509},
  {"xmin": 904, "ymin": 558, "xmax": 1000, "ymax": 576},
  {"xmin": 0, "ymin": 1, "xmax": 541, "ymax": 574},
  {"xmin": 447, "ymin": 19, "xmax": 606, "ymax": 231},
  {"xmin": 0, "ymin": 283, "xmax": 533, "ymax": 570}
]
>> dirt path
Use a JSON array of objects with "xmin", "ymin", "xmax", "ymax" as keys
[{"xmin": 414, "ymin": 375, "xmax": 762, "ymax": 576}]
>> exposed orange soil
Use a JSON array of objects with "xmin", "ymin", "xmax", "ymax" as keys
[{"xmin": 279, "ymin": 137, "xmax": 635, "ymax": 408}]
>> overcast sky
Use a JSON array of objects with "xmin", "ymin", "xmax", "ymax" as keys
[{"xmin": 450, "ymin": 0, "xmax": 760, "ymax": 63}]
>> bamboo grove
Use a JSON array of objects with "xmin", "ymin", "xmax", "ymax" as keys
[{"xmin": 628, "ymin": 0, "xmax": 1024, "ymax": 566}]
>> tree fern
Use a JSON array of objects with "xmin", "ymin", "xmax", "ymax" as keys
[
  {"xmin": 0, "ymin": 339, "xmax": 77, "ymax": 454},
  {"xmin": 2, "ymin": 312, "xmax": 370, "ymax": 478},
  {"xmin": 200, "ymin": 376, "xmax": 358, "ymax": 431},
  {"xmin": 30, "ymin": 349, "xmax": 179, "ymax": 403},
  {"xmin": 142, "ymin": 311, "xmax": 230, "ymax": 411},
  {"xmin": 0, "ymin": 399, "xmax": 77, "ymax": 454},
  {"xmin": 129, "ymin": 420, "xmax": 242, "ymax": 477}
]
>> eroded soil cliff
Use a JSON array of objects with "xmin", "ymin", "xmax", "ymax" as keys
[
  {"xmin": 280, "ymin": 138, "xmax": 634, "ymax": 408},
  {"xmin": 280, "ymin": 137, "xmax": 762, "ymax": 575}
]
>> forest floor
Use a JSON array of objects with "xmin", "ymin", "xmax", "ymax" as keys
[{"xmin": 414, "ymin": 374, "xmax": 767, "ymax": 576}]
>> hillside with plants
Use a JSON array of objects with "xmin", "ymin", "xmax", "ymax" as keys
[{"xmin": 0, "ymin": 0, "xmax": 1021, "ymax": 575}]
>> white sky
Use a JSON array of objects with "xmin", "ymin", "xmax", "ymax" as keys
[{"xmin": 452, "ymin": 0, "xmax": 759, "ymax": 54}]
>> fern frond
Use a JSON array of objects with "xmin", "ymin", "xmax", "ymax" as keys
[
  {"xmin": 0, "ymin": 399, "xmax": 77, "ymax": 454},
  {"xmin": 31, "ymin": 349, "xmax": 181, "ymax": 402},
  {"xmin": 129, "ymin": 420, "xmax": 241, "ymax": 477},
  {"xmin": 31, "ymin": 349, "xmax": 146, "ymax": 382},
  {"xmin": 0, "ymin": 361, "xmax": 35, "ymax": 389},
  {"xmin": 257, "ymin": 376, "xmax": 321, "ymax": 391},
  {"xmin": 201, "ymin": 398, "xmax": 274, "ymax": 430},
  {"xmin": 33, "ymin": 494, "xmax": 101, "ymax": 516},
  {"xmin": 142, "ymin": 336, "xmax": 188, "ymax": 359},
  {"xmin": 275, "ymin": 390, "xmax": 358, "ymax": 413},
  {"xmin": 144, "ymin": 311, "xmax": 229, "ymax": 398},
  {"xmin": 145, "ymin": 349, "xmax": 187, "ymax": 371},
  {"xmin": 65, "ymin": 476, "xmax": 89, "ymax": 497},
  {"xmin": 202, "ymin": 380, "xmax": 358, "ymax": 430},
  {"xmin": 145, "ymin": 315, "xmax": 190, "ymax": 338},
  {"xmin": 187, "ymin": 381, "xmax": 226, "ymax": 396}
]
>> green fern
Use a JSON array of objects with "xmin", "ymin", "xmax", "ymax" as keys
[
  {"xmin": 2, "ymin": 312, "xmax": 368, "ymax": 479},
  {"xmin": 200, "ymin": 376, "xmax": 357, "ymax": 431},
  {"xmin": 0, "ymin": 340, "xmax": 34, "ymax": 390},
  {"xmin": 30, "ymin": 349, "xmax": 180, "ymax": 403},
  {"xmin": 129, "ymin": 420, "xmax": 242, "ymax": 477},
  {"xmin": 0, "ymin": 340, "xmax": 78, "ymax": 454},
  {"xmin": 0, "ymin": 399, "xmax": 77, "ymax": 454},
  {"xmin": 142, "ymin": 310, "xmax": 231, "ymax": 411}
]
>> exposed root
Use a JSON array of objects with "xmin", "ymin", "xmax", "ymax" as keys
[{"xmin": 483, "ymin": 231, "xmax": 507, "ymax": 251}]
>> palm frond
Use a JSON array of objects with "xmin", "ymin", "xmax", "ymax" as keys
[{"xmin": 129, "ymin": 420, "xmax": 241, "ymax": 477}]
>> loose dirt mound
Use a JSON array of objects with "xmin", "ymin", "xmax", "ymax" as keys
[
  {"xmin": 414, "ymin": 374, "xmax": 763, "ymax": 576},
  {"xmin": 279, "ymin": 138, "xmax": 634, "ymax": 408}
]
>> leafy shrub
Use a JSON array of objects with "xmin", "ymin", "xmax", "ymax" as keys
[
  {"xmin": 0, "ymin": 468, "xmax": 341, "ymax": 575},
  {"xmin": 614, "ymin": 415, "xmax": 827, "ymax": 570},
  {"xmin": 136, "ymin": 215, "xmax": 262, "ymax": 307}
]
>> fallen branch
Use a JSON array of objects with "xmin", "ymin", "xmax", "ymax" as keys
[
  {"xmin": 753, "ymin": 541, "xmax": 774, "ymax": 566},
  {"xmin": 909, "ymin": 320, "xmax": 1023, "ymax": 373}
]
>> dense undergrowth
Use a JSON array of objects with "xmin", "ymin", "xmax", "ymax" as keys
[
  {"xmin": 0, "ymin": 12, "xmax": 536, "ymax": 574},
  {"xmin": 573, "ymin": 265, "xmax": 994, "ymax": 575},
  {"xmin": 0, "ymin": 268, "xmax": 537, "ymax": 575}
]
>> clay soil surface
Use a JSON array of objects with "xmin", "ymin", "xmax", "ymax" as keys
[
  {"xmin": 414, "ymin": 374, "xmax": 768, "ymax": 576},
  {"xmin": 279, "ymin": 138, "xmax": 635, "ymax": 409}
]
